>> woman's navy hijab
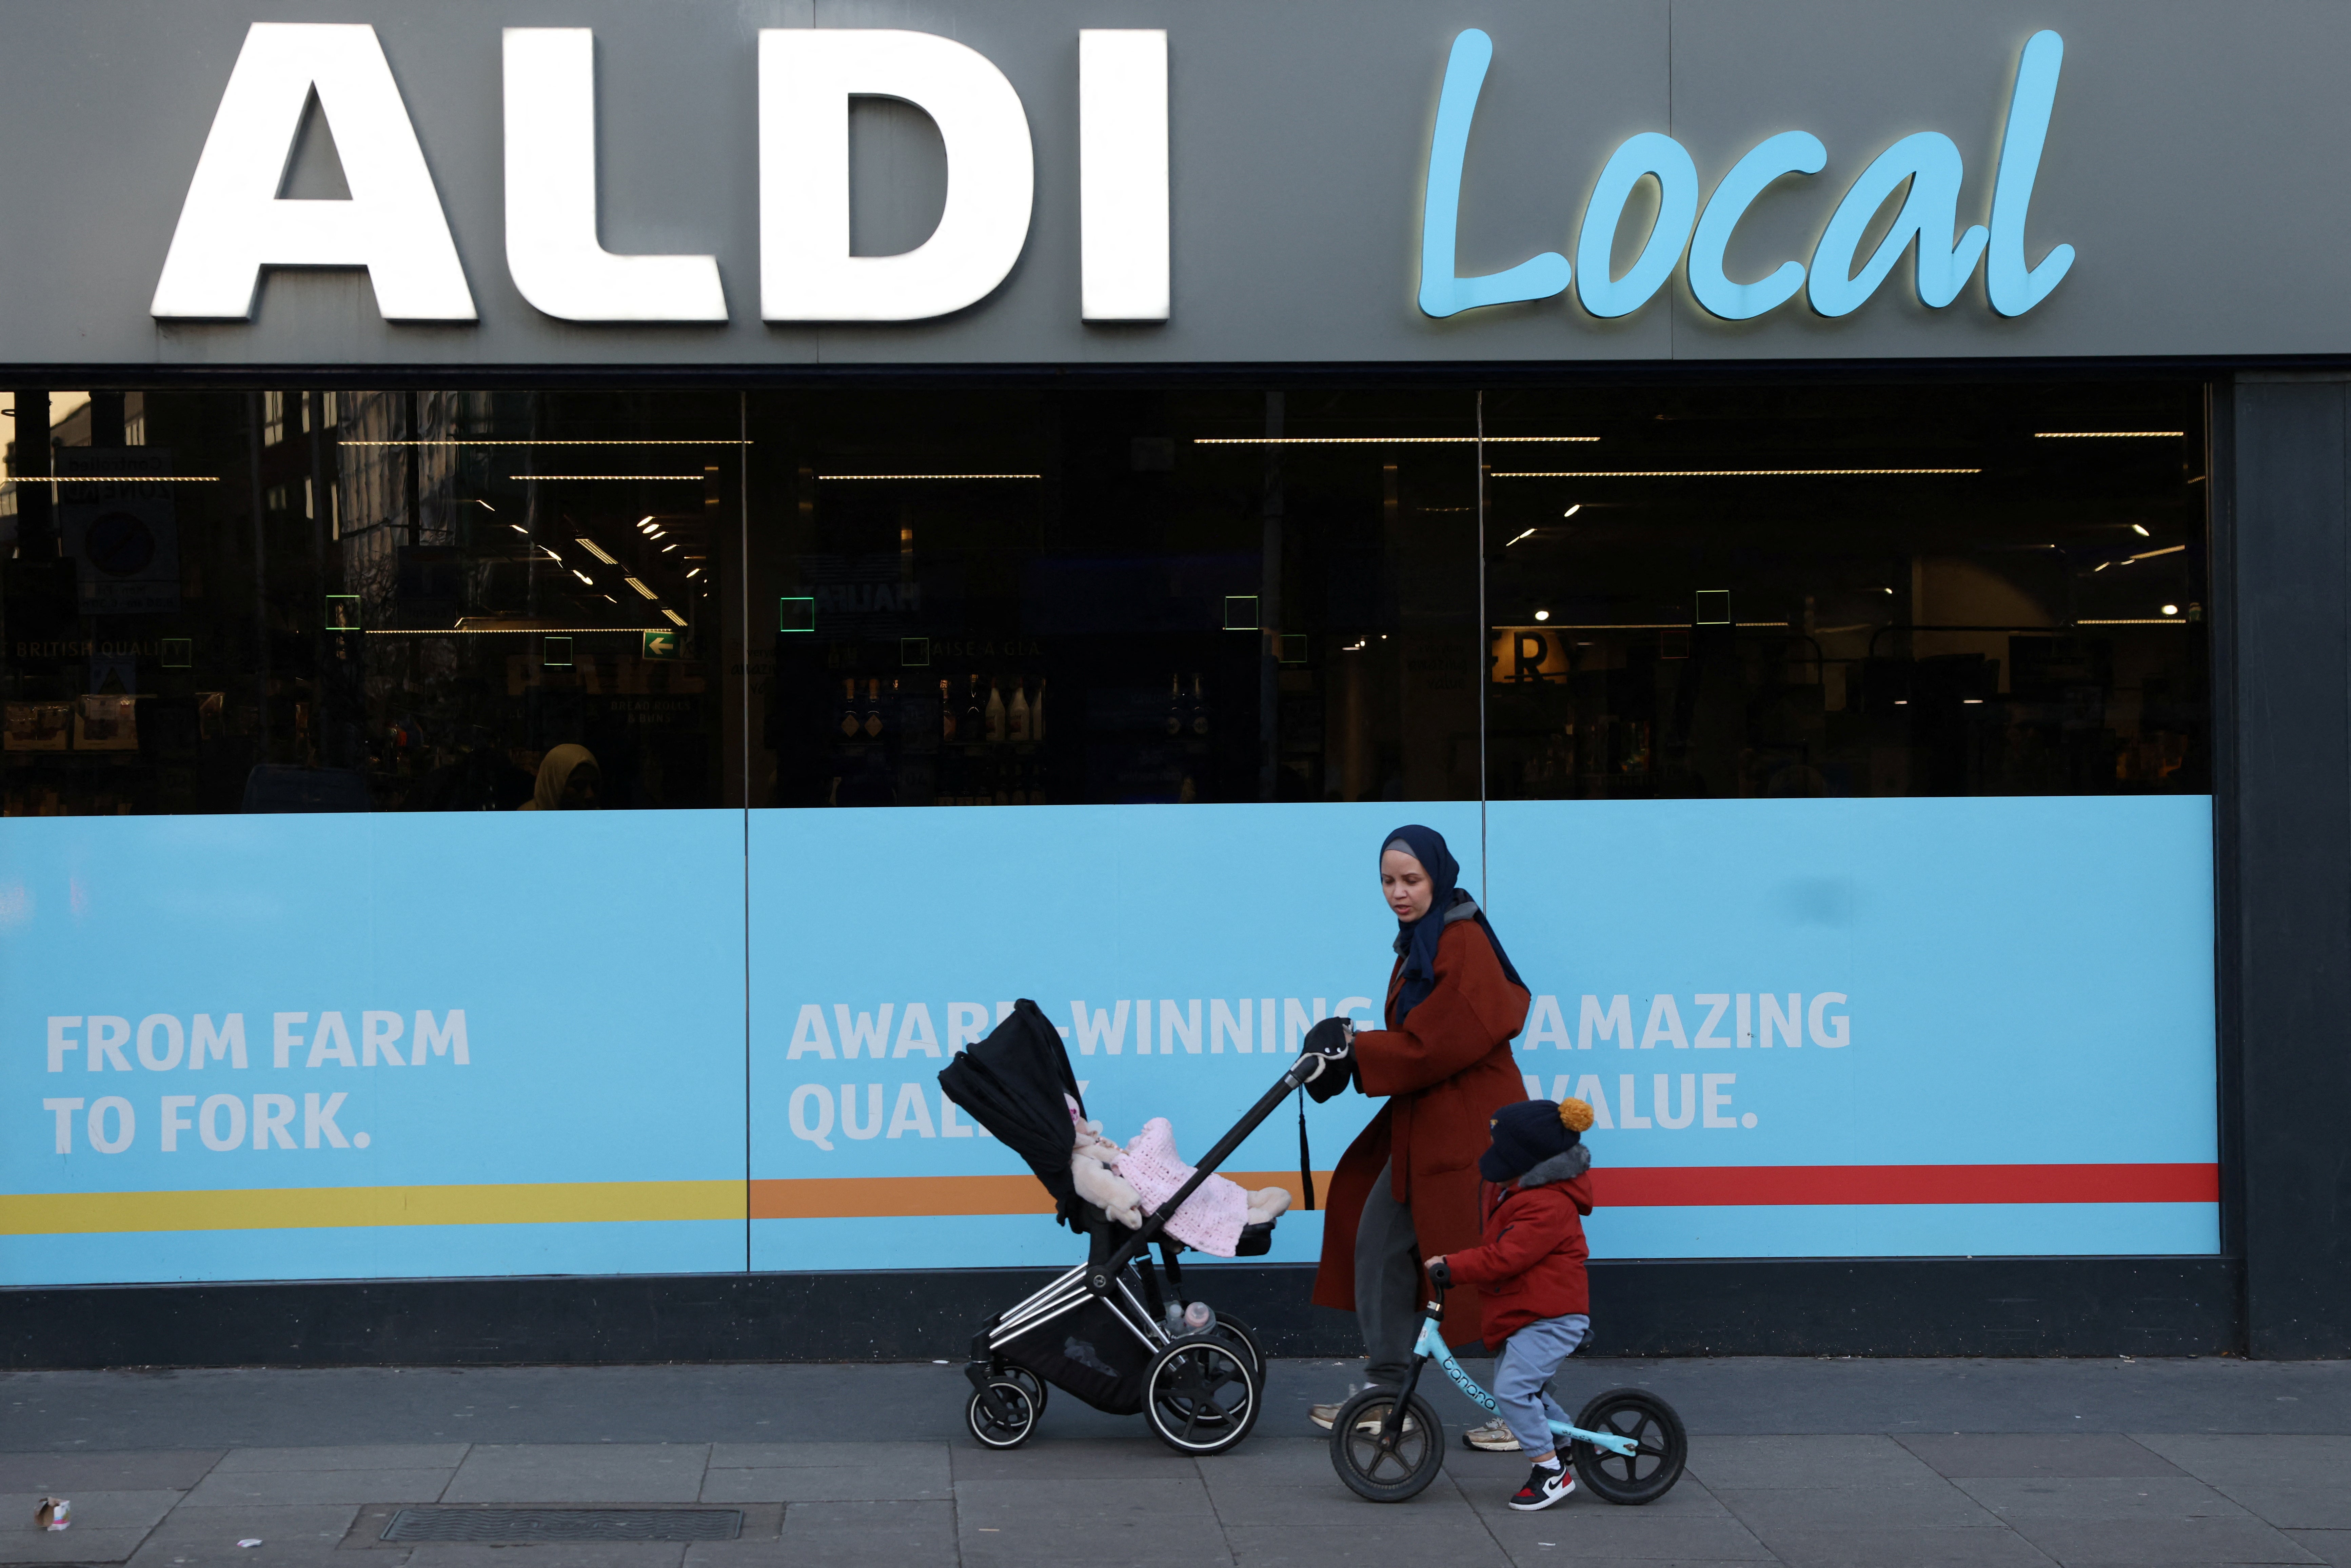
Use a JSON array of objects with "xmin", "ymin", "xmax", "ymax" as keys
[{"xmin": 1383, "ymin": 823, "xmax": 1526, "ymax": 1023}]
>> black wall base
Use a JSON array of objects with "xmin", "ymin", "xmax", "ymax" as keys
[{"xmin": 0, "ymin": 1256, "xmax": 2240, "ymax": 1369}]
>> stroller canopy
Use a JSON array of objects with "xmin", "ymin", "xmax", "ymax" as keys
[{"xmin": 939, "ymin": 999, "xmax": 1088, "ymax": 1225}]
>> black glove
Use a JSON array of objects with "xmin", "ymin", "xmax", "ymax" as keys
[
  {"xmin": 1300, "ymin": 1017, "xmax": 1356, "ymax": 1103},
  {"xmin": 1426, "ymin": 1257, "xmax": 1453, "ymax": 1288}
]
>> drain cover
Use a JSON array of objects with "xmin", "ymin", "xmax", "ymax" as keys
[{"xmin": 381, "ymin": 1508, "xmax": 743, "ymax": 1543}]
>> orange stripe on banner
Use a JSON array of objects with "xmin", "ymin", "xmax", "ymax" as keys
[
  {"xmin": 748, "ymin": 1171, "xmax": 1330, "ymax": 1220},
  {"xmin": 1589, "ymin": 1163, "xmax": 2220, "ymax": 1207}
]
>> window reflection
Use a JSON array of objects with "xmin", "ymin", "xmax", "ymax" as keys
[
  {"xmin": 1, "ymin": 378, "xmax": 2211, "ymax": 816},
  {"xmin": 1483, "ymin": 382, "xmax": 2209, "ymax": 799},
  {"xmin": 2, "ymin": 390, "xmax": 737, "ymax": 814},
  {"xmin": 748, "ymin": 388, "xmax": 1481, "ymax": 808}
]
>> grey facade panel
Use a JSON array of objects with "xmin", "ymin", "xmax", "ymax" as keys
[
  {"xmin": 0, "ymin": 0, "xmax": 2342, "ymax": 369},
  {"xmin": 2230, "ymin": 375, "xmax": 2351, "ymax": 1358}
]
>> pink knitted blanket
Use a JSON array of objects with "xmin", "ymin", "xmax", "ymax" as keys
[{"xmin": 1119, "ymin": 1117, "xmax": 1247, "ymax": 1256}]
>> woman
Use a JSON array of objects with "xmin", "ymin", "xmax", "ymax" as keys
[{"xmin": 1307, "ymin": 823, "xmax": 1530, "ymax": 1437}]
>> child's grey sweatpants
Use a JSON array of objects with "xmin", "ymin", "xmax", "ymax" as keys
[{"xmin": 1494, "ymin": 1312, "xmax": 1590, "ymax": 1454}]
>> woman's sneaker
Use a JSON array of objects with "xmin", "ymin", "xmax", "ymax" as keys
[
  {"xmin": 1509, "ymin": 1462, "xmax": 1575, "ymax": 1511},
  {"xmin": 1309, "ymin": 1389, "xmax": 1417, "ymax": 1433},
  {"xmin": 1462, "ymin": 1418, "xmax": 1521, "ymax": 1452}
]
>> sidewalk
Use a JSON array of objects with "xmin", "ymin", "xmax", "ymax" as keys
[{"xmin": 3, "ymin": 1356, "xmax": 2346, "ymax": 1566}]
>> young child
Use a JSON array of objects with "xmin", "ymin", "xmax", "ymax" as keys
[{"xmin": 1426, "ymin": 1097, "xmax": 1596, "ymax": 1512}]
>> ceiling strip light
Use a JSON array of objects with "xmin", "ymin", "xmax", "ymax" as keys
[
  {"xmin": 623, "ymin": 577, "xmax": 660, "ymax": 600},
  {"xmin": 816, "ymin": 473, "xmax": 1043, "ymax": 481},
  {"xmin": 342, "ymin": 439, "xmax": 744, "ymax": 447},
  {"xmin": 364, "ymin": 626, "xmax": 668, "ymax": 636},
  {"xmin": 2128, "ymin": 543, "xmax": 2188, "ymax": 560},
  {"xmin": 575, "ymin": 538, "xmax": 618, "ymax": 564},
  {"xmin": 1495, "ymin": 467, "xmax": 1980, "ymax": 478},
  {"xmin": 2075, "ymin": 617, "xmax": 2192, "ymax": 626},
  {"xmin": 661, "ymin": 608, "xmax": 689, "ymax": 627},
  {"xmin": 1495, "ymin": 621, "xmax": 1792, "ymax": 631},
  {"xmin": 2, "ymin": 474, "xmax": 219, "ymax": 483},
  {"xmin": 1192, "ymin": 436, "xmax": 1600, "ymax": 446},
  {"xmin": 2032, "ymin": 431, "xmax": 2185, "ymax": 439}
]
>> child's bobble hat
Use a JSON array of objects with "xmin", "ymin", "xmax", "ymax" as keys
[{"xmin": 1479, "ymin": 1098, "xmax": 1596, "ymax": 1183}]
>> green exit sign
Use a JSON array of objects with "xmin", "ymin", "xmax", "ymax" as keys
[{"xmin": 641, "ymin": 629, "xmax": 681, "ymax": 660}]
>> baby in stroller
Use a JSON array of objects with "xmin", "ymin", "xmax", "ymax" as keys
[{"xmin": 1066, "ymin": 1094, "xmax": 1293, "ymax": 1257}]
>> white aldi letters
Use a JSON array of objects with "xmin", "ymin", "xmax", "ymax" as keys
[
  {"xmin": 150, "ymin": 23, "xmax": 477, "ymax": 321},
  {"xmin": 151, "ymin": 22, "xmax": 1172, "ymax": 328},
  {"xmin": 502, "ymin": 28, "xmax": 727, "ymax": 322},
  {"xmin": 756, "ymin": 28, "xmax": 1034, "ymax": 322}
]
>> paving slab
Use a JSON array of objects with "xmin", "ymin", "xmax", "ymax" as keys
[
  {"xmin": 1687, "ymin": 1433, "xmax": 1946, "ymax": 1489},
  {"xmin": 1957, "ymin": 1473, "xmax": 2265, "ymax": 1521},
  {"xmin": 2286, "ymin": 1530, "xmax": 2351, "ymax": 1567},
  {"xmin": 214, "ymin": 1447, "xmax": 470, "ymax": 1474},
  {"xmin": 440, "ymin": 1445, "xmax": 708, "ymax": 1505},
  {"xmin": 1740, "ymin": 1523, "xmax": 2059, "ymax": 1567},
  {"xmin": 705, "ymin": 1442, "xmax": 945, "ymax": 1471},
  {"xmin": 1987, "ymin": 1514, "xmax": 2322, "ymax": 1565},
  {"xmin": 950, "ymin": 1437, "xmax": 1210, "ymax": 1482},
  {"xmin": 401, "ymin": 1546, "xmax": 686, "ymax": 1568},
  {"xmin": 1959, "ymin": 1475, "xmax": 2320, "ymax": 1565},
  {"xmin": 1222, "ymin": 1519, "xmax": 1509, "ymax": 1568},
  {"xmin": 683, "ymin": 1499, "xmax": 958, "ymax": 1568},
  {"xmin": 1712, "ymin": 1478, "xmax": 2000, "ymax": 1531},
  {"xmin": 0, "ymin": 1491, "xmax": 181, "ymax": 1530},
  {"xmin": 123, "ymin": 1502, "xmax": 362, "ymax": 1566},
  {"xmin": 698, "ymin": 1466, "xmax": 951, "ymax": 1502},
  {"xmin": 960, "ymin": 1474, "xmax": 1227, "ymax": 1565},
  {"xmin": 0, "ymin": 1524, "xmax": 156, "ymax": 1565},
  {"xmin": 181, "ymin": 1468, "xmax": 453, "ymax": 1508},
  {"xmin": 0, "ymin": 1453, "xmax": 219, "ymax": 1493},
  {"xmin": 2134, "ymin": 1435, "xmax": 2351, "ymax": 1529},
  {"xmin": 1898, "ymin": 1432, "xmax": 2184, "ymax": 1478},
  {"xmin": 1467, "ymin": 1477, "xmax": 1779, "ymax": 1561}
]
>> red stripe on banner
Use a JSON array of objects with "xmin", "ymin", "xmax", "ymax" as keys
[{"xmin": 1589, "ymin": 1163, "xmax": 2219, "ymax": 1208}]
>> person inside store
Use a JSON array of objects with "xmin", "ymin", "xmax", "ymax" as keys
[
  {"xmin": 518, "ymin": 743, "xmax": 602, "ymax": 810},
  {"xmin": 1300, "ymin": 823, "xmax": 1532, "ymax": 1450}
]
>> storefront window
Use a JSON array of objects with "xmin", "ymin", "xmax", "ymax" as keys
[
  {"xmin": 2, "ymin": 390, "xmax": 739, "ymax": 814},
  {"xmin": 745, "ymin": 388, "xmax": 1480, "ymax": 808},
  {"xmin": 1483, "ymin": 381, "xmax": 2209, "ymax": 799},
  {"xmin": 2, "ymin": 379, "xmax": 2208, "ymax": 815}
]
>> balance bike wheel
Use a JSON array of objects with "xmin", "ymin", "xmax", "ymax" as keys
[
  {"xmin": 1568, "ymin": 1386, "xmax": 1687, "ymax": 1504},
  {"xmin": 966, "ymin": 1377, "xmax": 1040, "ymax": 1449},
  {"xmin": 1143, "ymin": 1337, "xmax": 1260, "ymax": 1455},
  {"xmin": 1328, "ymin": 1388, "xmax": 1444, "ymax": 1503}
]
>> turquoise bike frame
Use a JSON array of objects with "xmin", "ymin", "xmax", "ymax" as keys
[{"xmin": 1405, "ymin": 1305, "xmax": 1639, "ymax": 1457}]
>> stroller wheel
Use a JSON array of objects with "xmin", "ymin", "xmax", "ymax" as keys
[
  {"xmin": 1143, "ymin": 1338, "xmax": 1260, "ymax": 1455},
  {"xmin": 998, "ymin": 1365, "xmax": 1049, "ymax": 1421},
  {"xmin": 966, "ymin": 1377, "xmax": 1040, "ymax": 1449},
  {"xmin": 1208, "ymin": 1313, "xmax": 1266, "ymax": 1381},
  {"xmin": 1329, "ymin": 1388, "xmax": 1444, "ymax": 1503}
]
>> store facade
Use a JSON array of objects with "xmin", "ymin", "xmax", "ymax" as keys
[{"xmin": 0, "ymin": 0, "xmax": 2340, "ymax": 1363}]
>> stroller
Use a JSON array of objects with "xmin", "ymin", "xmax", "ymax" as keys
[{"xmin": 939, "ymin": 999, "xmax": 1340, "ymax": 1456}]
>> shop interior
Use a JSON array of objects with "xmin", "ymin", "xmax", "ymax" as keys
[{"xmin": 0, "ymin": 380, "xmax": 2208, "ymax": 815}]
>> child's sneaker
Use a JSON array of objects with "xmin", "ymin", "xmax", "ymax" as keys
[{"xmin": 1508, "ymin": 1462, "xmax": 1575, "ymax": 1511}]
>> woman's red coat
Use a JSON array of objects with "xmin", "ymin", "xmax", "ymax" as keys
[{"xmin": 1310, "ymin": 918, "xmax": 1530, "ymax": 1348}]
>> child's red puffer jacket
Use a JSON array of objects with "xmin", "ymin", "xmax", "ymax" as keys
[{"xmin": 1440, "ymin": 1151, "xmax": 1594, "ymax": 1343}]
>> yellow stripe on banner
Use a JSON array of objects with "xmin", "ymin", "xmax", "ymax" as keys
[{"xmin": 0, "ymin": 1180, "xmax": 747, "ymax": 1236}]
